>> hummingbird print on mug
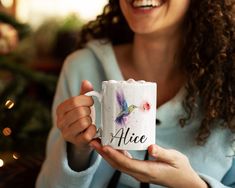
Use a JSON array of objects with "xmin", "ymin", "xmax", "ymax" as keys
[
  {"xmin": 115, "ymin": 89, "xmax": 151, "ymax": 126},
  {"xmin": 115, "ymin": 90, "xmax": 138, "ymax": 126}
]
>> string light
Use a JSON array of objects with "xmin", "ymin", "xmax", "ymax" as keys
[
  {"xmin": 5, "ymin": 99, "xmax": 15, "ymax": 109},
  {"xmin": 2, "ymin": 127, "xmax": 12, "ymax": 136},
  {"xmin": 0, "ymin": 159, "xmax": 4, "ymax": 167},
  {"xmin": 12, "ymin": 152, "xmax": 20, "ymax": 160}
]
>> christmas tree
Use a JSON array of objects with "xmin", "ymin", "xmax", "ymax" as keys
[{"xmin": 0, "ymin": 13, "xmax": 58, "ymax": 187}]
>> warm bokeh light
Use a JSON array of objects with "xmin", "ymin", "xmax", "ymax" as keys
[
  {"xmin": 12, "ymin": 152, "xmax": 20, "ymax": 160},
  {"xmin": 2, "ymin": 127, "xmax": 12, "ymax": 136},
  {"xmin": 16, "ymin": 0, "xmax": 108, "ymax": 28},
  {"xmin": 5, "ymin": 99, "xmax": 15, "ymax": 109},
  {"xmin": 0, "ymin": 159, "xmax": 4, "ymax": 167},
  {"xmin": 0, "ymin": 0, "xmax": 14, "ymax": 8}
]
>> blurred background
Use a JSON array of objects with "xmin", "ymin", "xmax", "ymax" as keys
[{"xmin": 0, "ymin": 0, "xmax": 107, "ymax": 187}]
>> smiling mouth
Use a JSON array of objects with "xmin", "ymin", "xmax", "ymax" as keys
[{"xmin": 128, "ymin": 0, "xmax": 165, "ymax": 9}]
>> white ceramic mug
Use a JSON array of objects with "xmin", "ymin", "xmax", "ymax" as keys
[{"xmin": 85, "ymin": 79, "xmax": 157, "ymax": 150}]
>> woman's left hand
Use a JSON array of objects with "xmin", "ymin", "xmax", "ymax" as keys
[{"xmin": 90, "ymin": 140, "xmax": 208, "ymax": 188}]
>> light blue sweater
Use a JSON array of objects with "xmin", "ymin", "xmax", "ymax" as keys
[{"xmin": 36, "ymin": 40, "xmax": 235, "ymax": 188}]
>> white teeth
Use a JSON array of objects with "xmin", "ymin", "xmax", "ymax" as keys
[{"xmin": 132, "ymin": 0, "xmax": 163, "ymax": 8}]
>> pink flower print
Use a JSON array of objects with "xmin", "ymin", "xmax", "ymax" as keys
[{"xmin": 142, "ymin": 102, "xmax": 151, "ymax": 111}]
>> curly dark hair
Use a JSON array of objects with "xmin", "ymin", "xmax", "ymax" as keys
[{"xmin": 78, "ymin": 0, "xmax": 235, "ymax": 145}]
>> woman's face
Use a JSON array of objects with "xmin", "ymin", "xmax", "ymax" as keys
[{"xmin": 119, "ymin": 0, "xmax": 190, "ymax": 36}]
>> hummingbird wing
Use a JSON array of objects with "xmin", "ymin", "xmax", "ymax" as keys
[
  {"xmin": 115, "ymin": 112, "xmax": 127, "ymax": 125},
  {"xmin": 116, "ymin": 90, "xmax": 128, "ymax": 111}
]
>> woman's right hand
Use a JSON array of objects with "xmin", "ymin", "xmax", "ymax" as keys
[{"xmin": 56, "ymin": 80, "xmax": 97, "ymax": 153}]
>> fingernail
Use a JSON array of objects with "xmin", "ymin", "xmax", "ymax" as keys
[
  {"xmin": 151, "ymin": 145, "xmax": 158, "ymax": 156},
  {"xmin": 124, "ymin": 151, "xmax": 133, "ymax": 159},
  {"xmin": 103, "ymin": 146, "xmax": 110, "ymax": 154}
]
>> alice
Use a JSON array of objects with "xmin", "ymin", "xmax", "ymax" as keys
[{"xmin": 110, "ymin": 127, "xmax": 147, "ymax": 147}]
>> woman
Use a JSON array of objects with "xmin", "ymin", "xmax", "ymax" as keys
[{"xmin": 36, "ymin": 0, "xmax": 235, "ymax": 187}]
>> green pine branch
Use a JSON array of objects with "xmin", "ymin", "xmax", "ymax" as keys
[{"xmin": 0, "ymin": 56, "xmax": 57, "ymax": 93}]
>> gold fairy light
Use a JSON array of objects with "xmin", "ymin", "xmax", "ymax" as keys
[
  {"xmin": 12, "ymin": 152, "xmax": 20, "ymax": 160},
  {"xmin": 0, "ymin": 159, "xmax": 4, "ymax": 167},
  {"xmin": 2, "ymin": 127, "xmax": 12, "ymax": 136},
  {"xmin": 5, "ymin": 99, "xmax": 15, "ymax": 109},
  {"xmin": 112, "ymin": 16, "xmax": 119, "ymax": 24}
]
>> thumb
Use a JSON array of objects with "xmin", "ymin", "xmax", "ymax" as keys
[
  {"xmin": 148, "ymin": 144, "xmax": 176, "ymax": 164},
  {"xmin": 80, "ymin": 80, "xmax": 94, "ymax": 95}
]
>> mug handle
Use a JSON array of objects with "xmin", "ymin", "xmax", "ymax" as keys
[{"xmin": 85, "ymin": 91, "xmax": 102, "ymax": 138}]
